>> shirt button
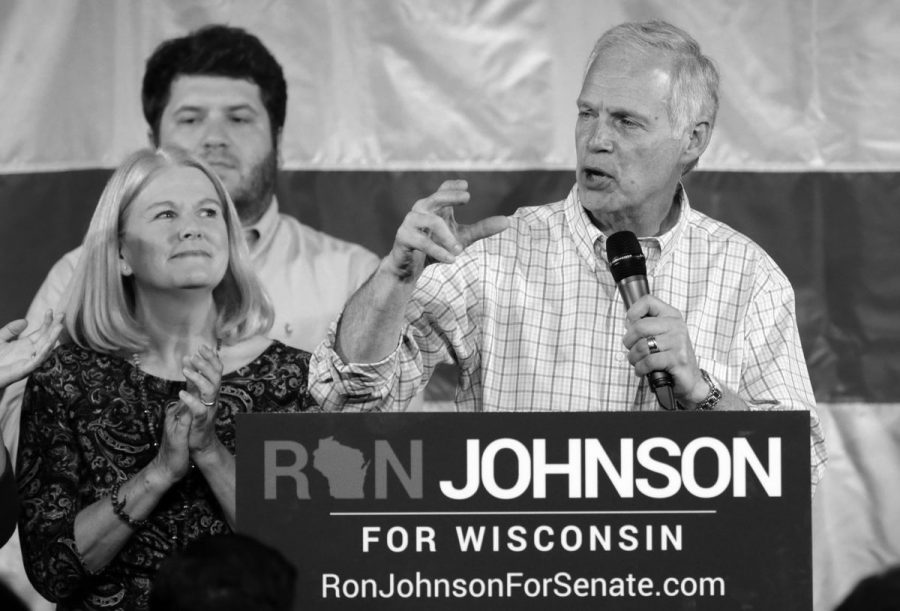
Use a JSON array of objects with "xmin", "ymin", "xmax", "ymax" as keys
[
  {"xmin": 617, "ymin": 352, "xmax": 627, "ymax": 362},
  {"xmin": 284, "ymin": 323, "xmax": 293, "ymax": 336}
]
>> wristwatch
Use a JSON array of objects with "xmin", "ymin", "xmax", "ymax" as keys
[{"xmin": 690, "ymin": 369, "xmax": 722, "ymax": 411}]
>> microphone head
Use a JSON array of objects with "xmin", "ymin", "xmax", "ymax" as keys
[{"xmin": 606, "ymin": 231, "xmax": 646, "ymax": 282}]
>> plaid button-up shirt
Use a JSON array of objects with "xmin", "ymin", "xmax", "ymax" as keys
[{"xmin": 311, "ymin": 185, "xmax": 827, "ymax": 487}]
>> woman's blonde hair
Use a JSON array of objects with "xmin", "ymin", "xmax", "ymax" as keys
[{"xmin": 64, "ymin": 146, "xmax": 273, "ymax": 353}]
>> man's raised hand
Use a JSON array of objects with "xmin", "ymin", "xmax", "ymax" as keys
[{"xmin": 385, "ymin": 180, "xmax": 509, "ymax": 282}]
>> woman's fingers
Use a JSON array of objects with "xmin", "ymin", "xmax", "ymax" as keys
[
  {"xmin": 182, "ymin": 345, "xmax": 222, "ymax": 401},
  {"xmin": 178, "ymin": 389, "xmax": 211, "ymax": 420},
  {"xmin": 182, "ymin": 362, "xmax": 215, "ymax": 400}
]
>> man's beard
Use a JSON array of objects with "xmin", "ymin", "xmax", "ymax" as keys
[{"xmin": 230, "ymin": 148, "xmax": 277, "ymax": 226}]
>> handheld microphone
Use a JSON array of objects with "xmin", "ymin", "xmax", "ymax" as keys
[{"xmin": 606, "ymin": 231, "xmax": 677, "ymax": 410}]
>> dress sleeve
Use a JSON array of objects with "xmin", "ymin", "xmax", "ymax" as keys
[
  {"xmin": 16, "ymin": 356, "xmax": 93, "ymax": 602},
  {"xmin": 0, "ymin": 446, "xmax": 16, "ymax": 546},
  {"xmin": 0, "ymin": 248, "xmax": 80, "ymax": 464}
]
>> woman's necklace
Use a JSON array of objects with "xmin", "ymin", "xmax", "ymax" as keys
[{"xmin": 130, "ymin": 352, "xmax": 157, "ymax": 449}]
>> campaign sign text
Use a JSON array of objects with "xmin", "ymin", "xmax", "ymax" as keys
[{"xmin": 236, "ymin": 411, "xmax": 811, "ymax": 610}]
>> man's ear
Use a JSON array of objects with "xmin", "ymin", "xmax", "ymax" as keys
[{"xmin": 680, "ymin": 119, "xmax": 712, "ymax": 168}]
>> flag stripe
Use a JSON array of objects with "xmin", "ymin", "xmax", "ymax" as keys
[{"xmin": 2, "ymin": 1, "xmax": 900, "ymax": 172}]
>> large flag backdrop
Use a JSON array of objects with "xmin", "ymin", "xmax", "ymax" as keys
[{"xmin": 1, "ymin": 1, "xmax": 899, "ymax": 609}]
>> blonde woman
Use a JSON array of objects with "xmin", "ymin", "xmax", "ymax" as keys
[{"xmin": 17, "ymin": 147, "xmax": 316, "ymax": 611}]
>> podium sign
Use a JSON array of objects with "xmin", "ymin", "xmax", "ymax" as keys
[{"xmin": 236, "ymin": 411, "xmax": 811, "ymax": 610}]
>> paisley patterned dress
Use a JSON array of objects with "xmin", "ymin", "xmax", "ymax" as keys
[
  {"xmin": 17, "ymin": 341, "xmax": 317, "ymax": 611},
  {"xmin": 0, "ymin": 448, "xmax": 15, "ymax": 546}
]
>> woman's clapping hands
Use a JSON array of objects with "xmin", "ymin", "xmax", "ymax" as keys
[
  {"xmin": 180, "ymin": 345, "xmax": 224, "ymax": 459},
  {"xmin": 153, "ymin": 344, "xmax": 224, "ymax": 485}
]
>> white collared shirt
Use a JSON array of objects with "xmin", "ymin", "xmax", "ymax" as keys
[{"xmin": 243, "ymin": 199, "xmax": 379, "ymax": 351}]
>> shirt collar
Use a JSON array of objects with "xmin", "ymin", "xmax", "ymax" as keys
[
  {"xmin": 566, "ymin": 184, "xmax": 691, "ymax": 274},
  {"xmin": 243, "ymin": 197, "xmax": 280, "ymax": 254},
  {"xmin": 564, "ymin": 186, "xmax": 605, "ymax": 273}
]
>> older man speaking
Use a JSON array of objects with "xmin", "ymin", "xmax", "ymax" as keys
[{"xmin": 310, "ymin": 20, "xmax": 826, "ymax": 489}]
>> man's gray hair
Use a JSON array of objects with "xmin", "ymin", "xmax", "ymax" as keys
[{"xmin": 585, "ymin": 20, "xmax": 720, "ymax": 136}]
